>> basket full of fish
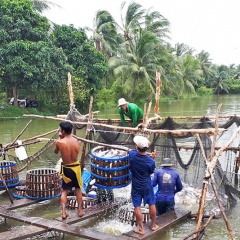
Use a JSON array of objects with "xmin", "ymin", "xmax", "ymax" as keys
[{"xmin": 90, "ymin": 146, "xmax": 131, "ymax": 189}]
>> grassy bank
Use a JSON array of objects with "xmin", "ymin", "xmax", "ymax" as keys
[{"xmin": 0, "ymin": 105, "xmax": 55, "ymax": 119}]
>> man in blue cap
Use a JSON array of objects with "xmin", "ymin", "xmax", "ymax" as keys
[{"xmin": 129, "ymin": 135, "xmax": 159, "ymax": 235}]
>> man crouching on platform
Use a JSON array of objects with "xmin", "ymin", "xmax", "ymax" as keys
[{"xmin": 54, "ymin": 121, "xmax": 84, "ymax": 219}]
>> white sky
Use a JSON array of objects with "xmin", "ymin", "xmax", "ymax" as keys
[{"xmin": 43, "ymin": 0, "xmax": 240, "ymax": 66}]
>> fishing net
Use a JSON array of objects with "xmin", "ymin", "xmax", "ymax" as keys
[
  {"xmin": 4, "ymin": 107, "xmax": 240, "ymax": 211},
  {"xmin": 84, "ymin": 115, "xmax": 240, "ymax": 210}
]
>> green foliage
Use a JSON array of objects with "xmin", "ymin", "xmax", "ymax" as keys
[
  {"xmin": 196, "ymin": 86, "xmax": 213, "ymax": 96},
  {"xmin": 0, "ymin": 0, "xmax": 70, "ymax": 105},
  {"xmin": 0, "ymin": 92, "xmax": 7, "ymax": 106},
  {"xmin": 94, "ymin": 88, "xmax": 116, "ymax": 110},
  {"xmin": 228, "ymin": 79, "xmax": 240, "ymax": 94},
  {"xmin": 52, "ymin": 25, "xmax": 108, "ymax": 96}
]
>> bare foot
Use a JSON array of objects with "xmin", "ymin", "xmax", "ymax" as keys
[
  {"xmin": 78, "ymin": 210, "xmax": 84, "ymax": 217},
  {"xmin": 61, "ymin": 213, "xmax": 68, "ymax": 219},
  {"xmin": 151, "ymin": 224, "xmax": 159, "ymax": 231},
  {"xmin": 133, "ymin": 227, "xmax": 144, "ymax": 235}
]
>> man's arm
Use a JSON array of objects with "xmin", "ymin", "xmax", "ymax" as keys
[
  {"xmin": 152, "ymin": 171, "xmax": 158, "ymax": 187},
  {"xmin": 128, "ymin": 104, "xmax": 140, "ymax": 127},
  {"xmin": 175, "ymin": 175, "xmax": 183, "ymax": 193},
  {"xmin": 118, "ymin": 107, "xmax": 127, "ymax": 126},
  {"xmin": 54, "ymin": 141, "xmax": 60, "ymax": 154}
]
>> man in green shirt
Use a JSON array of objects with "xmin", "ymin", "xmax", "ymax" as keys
[{"xmin": 118, "ymin": 98, "xmax": 143, "ymax": 127}]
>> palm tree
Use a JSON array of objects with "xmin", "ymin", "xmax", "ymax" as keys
[
  {"xmin": 174, "ymin": 43, "xmax": 194, "ymax": 57},
  {"xmin": 108, "ymin": 27, "xmax": 159, "ymax": 99},
  {"xmin": 118, "ymin": 1, "xmax": 145, "ymax": 41},
  {"xmin": 173, "ymin": 54, "xmax": 202, "ymax": 97},
  {"xmin": 211, "ymin": 66, "xmax": 229, "ymax": 95},
  {"xmin": 144, "ymin": 9, "xmax": 170, "ymax": 41},
  {"xmin": 31, "ymin": 0, "xmax": 58, "ymax": 13},
  {"xmin": 196, "ymin": 50, "xmax": 214, "ymax": 80},
  {"xmin": 85, "ymin": 10, "xmax": 120, "ymax": 59}
]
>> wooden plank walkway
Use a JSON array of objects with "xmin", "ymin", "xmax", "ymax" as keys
[
  {"xmin": 123, "ymin": 208, "xmax": 191, "ymax": 240},
  {"xmin": 0, "ymin": 225, "xmax": 47, "ymax": 240},
  {"xmin": 55, "ymin": 198, "xmax": 126, "ymax": 224},
  {"xmin": 5, "ymin": 198, "xmax": 39, "ymax": 210},
  {"xmin": 0, "ymin": 197, "xmax": 191, "ymax": 240},
  {"xmin": 0, "ymin": 208, "xmax": 133, "ymax": 240}
]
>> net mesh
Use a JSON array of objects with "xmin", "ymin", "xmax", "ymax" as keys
[{"xmin": 5, "ymin": 108, "xmax": 240, "ymax": 209}]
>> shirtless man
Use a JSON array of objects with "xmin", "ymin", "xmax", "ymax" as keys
[{"xmin": 54, "ymin": 121, "xmax": 84, "ymax": 219}]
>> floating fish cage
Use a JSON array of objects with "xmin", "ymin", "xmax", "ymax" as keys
[
  {"xmin": 90, "ymin": 146, "xmax": 131, "ymax": 189},
  {"xmin": 67, "ymin": 196, "xmax": 97, "ymax": 209},
  {"xmin": 118, "ymin": 203, "xmax": 150, "ymax": 226},
  {"xmin": 26, "ymin": 168, "xmax": 61, "ymax": 200},
  {"xmin": 13, "ymin": 185, "xmax": 26, "ymax": 199},
  {"xmin": 0, "ymin": 161, "xmax": 20, "ymax": 189}
]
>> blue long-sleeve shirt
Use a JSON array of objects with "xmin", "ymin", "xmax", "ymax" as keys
[{"xmin": 152, "ymin": 167, "xmax": 183, "ymax": 202}]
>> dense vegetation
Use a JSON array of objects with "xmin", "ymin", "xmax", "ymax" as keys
[{"xmin": 0, "ymin": 0, "xmax": 240, "ymax": 116}]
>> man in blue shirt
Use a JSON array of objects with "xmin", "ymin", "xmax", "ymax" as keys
[
  {"xmin": 152, "ymin": 158, "xmax": 183, "ymax": 215},
  {"xmin": 129, "ymin": 135, "xmax": 159, "ymax": 235}
]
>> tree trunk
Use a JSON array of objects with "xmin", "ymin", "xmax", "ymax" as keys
[{"xmin": 12, "ymin": 86, "xmax": 18, "ymax": 106}]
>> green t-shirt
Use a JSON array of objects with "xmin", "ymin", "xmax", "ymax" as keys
[{"xmin": 118, "ymin": 103, "xmax": 143, "ymax": 127}]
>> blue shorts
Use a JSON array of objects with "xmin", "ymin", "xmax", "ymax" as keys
[{"xmin": 131, "ymin": 187, "xmax": 156, "ymax": 207}]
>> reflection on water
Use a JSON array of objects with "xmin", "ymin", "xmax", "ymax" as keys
[{"xmin": 1, "ymin": 95, "xmax": 240, "ymax": 239}]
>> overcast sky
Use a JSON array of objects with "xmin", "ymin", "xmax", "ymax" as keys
[{"xmin": 43, "ymin": 0, "xmax": 240, "ymax": 66}]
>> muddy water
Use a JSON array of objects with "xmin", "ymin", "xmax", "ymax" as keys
[{"xmin": 1, "ymin": 95, "xmax": 240, "ymax": 239}]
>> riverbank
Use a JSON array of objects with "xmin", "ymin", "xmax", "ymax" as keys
[{"xmin": 0, "ymin": 105, "xmax": 55, "ymax": 119}]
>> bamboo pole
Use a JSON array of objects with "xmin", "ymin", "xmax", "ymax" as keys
[
  {"xmin": 67, "ymin": 72, "xmax": 75, "ymax": 108},
  {"xmin": 183, "ymin": 213, "xmax": 215, "ymax": 240},
  {"xmin": 80, "ymin": 96, "xmax": 93, "ymax": 169},
  {"xmin": 0, "ymin": 169, "xmax": 13, "ymax": 204},
  {"xmin": 195, "ymin": 105, "xmax": 222, "ymax": 237},
  {"xmin": 154, "ymin": 70, "xmax": 161, "ymax": 115},
  {"xmin": 3, "ymin": 129, "xmax": 58, "ymax": 149},
  {"xmin": 143, "ymin": 103, "xmax": 147, "ymax": 124},
  {"xmin": 195, "ymin": 119, "xmax": 238, "ymax": 240},
  {"xmin": 5, "ymin": 120, "xmax": 32, "ymax": 148},
  {"xmin": 38, "ymin": 137, "xmax": 129, "ymax": 152},
  {"xmin": 88, "ymin": 115, "xmax": 240, "ymax": 120},
  {"xmin": 23, "ymin": 114, "xmax": 225, "ymax": 136},
  {"xmin": 57, "ymin": 111, "xmax": 100, "ymax": 119}
]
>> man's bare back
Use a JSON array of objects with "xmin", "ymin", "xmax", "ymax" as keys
[{"xmin": 54, "ymin": 135, "xmax": 80, "ymax": 165}]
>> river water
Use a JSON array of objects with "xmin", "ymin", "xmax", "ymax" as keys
[{"xmin": 0, "ymin": 94, "xmax": 240, "ymax": 240}]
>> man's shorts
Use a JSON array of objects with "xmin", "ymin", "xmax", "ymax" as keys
[
  {"xmin": 131, "ymin": 187, "xmax": 156, "ymax": 207},
  {"xmin": 62, "ymin": 167, "xmax": 80, "ymax": 190}
]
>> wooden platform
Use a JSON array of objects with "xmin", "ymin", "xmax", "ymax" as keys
[
  {"xmin": 0, "ymin": 196, "xmax": 191, "ymax": 240},
  {"xmin": 0, "ymin": 207, "xmax": 136, "ymax": 240},
  {"xmin": 55, "ymin": 198, "xmax": 126, "ymax": 224},
  {"xmin": 0, "ymin": 225, "xmax": 47, "ymax": 240},
  {"xmin": 123, "ymin": 208, "xmax": 191, "ymax": 240}
]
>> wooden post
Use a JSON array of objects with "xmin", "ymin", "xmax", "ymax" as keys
[
  {"xmin": 143, "ymin": 103, "xmax": 147, "ymax": 124},
  {"xmin": 195, "ymin": 120, "xmax": 238, "ymax": 240},
  {"xmin": 80, "ymin": 96, "xmax": 93, "ymax": 169},
  {"xmin": 67, "ymin": 72, "xmax": 75, "ymax": 108},
  {"xmin": 234, "ymin": 152, "xmax": 240, "ymax": 187},
  {"xmin": 154, "ymin": 70, "xmax": 161, "ymax": 115}
]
